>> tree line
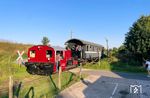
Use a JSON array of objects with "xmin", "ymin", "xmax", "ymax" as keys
[{"xmin": 108, "ymin": 15, "xmax": 150, "ymax": 65}]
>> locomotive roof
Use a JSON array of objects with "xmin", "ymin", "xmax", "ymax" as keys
[
  {"xmin": 51, "ymin": 46, "xmax": 65, "ymax": 51},
  {"xmin": 31, "ymin": 45, "xmax": 65, "ymax": 51},
  {"xmin": 65, "ymin": 38, "xmax": 103, "ymax": 48}
]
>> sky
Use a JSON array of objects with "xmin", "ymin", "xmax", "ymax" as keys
[{"xmin": 0, "ymin": 0, "xmax": 150, "ymax": 48}]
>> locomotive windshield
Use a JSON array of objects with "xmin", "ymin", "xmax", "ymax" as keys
[
  {"xmin": 46, "ymin": 50, "xmax": 52, "ymax": 58},
  {"xmin": 30, "ymin": 50, "xmax": 35, "ymax": 58}
]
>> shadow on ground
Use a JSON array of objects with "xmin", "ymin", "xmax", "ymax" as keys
[
  {"xmin": 57, "ymin": 67, "xmax": 150, "ymax": 98},
  {"xmin": 83, "ymin": 75, "xmax": 150, "ymax": 98}
]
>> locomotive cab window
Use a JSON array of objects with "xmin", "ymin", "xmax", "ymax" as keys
[
  {"xmin": 87, "ymin": 45, "xmax": 89, "ymax": 51},
  {"xmin": 56, "ymin": 51, "xmax": 64, "ymax": 59},
  {"xmin": 46, "ymin": 50, "xmax": 52, "ymax": 58},
  {"xmin": 30, "ymin": 50, "xmax": 35, "ymax": 58}
]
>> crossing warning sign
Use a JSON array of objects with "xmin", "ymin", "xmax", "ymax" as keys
[{"xmin": 16, "ymin": 50, "xmax": 24, "ymax": 65}]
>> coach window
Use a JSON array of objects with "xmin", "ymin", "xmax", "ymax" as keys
[
  {"xmin": 30, "ymin": 50, "xmax": 35, "ymax": 58},
  {"xmin": 87, "ymin": 45, "xmax": 89, "ymax": 51},
  {"xmin": 46, "ymin": 50, "xmax": 52, "ymax": 58}
]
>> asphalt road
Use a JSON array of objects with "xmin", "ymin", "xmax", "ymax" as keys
[{"xmin": 57, "ymin": 69, "xmax": 150, "ymax": 98}]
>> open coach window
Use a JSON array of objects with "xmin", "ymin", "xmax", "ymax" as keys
[
  {"xmin": 46, "ymin": 50, "xmax": 52, "ymax": 58},
  {"xmin": 30, "ymin": 50, "xmax": 35, "ymax": 58}
]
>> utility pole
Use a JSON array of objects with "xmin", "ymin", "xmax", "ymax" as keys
[{"xmin": 105, "ymin": 38, "xmax": 109, "ymax": 57}]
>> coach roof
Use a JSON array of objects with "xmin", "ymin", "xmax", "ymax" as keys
[{"xmin": 65, "ymin": 38, "xmax": 103, "ymax": 48}]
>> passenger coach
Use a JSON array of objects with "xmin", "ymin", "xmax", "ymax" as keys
[{"xmin": 65, "ymin": 38, "xmax": 104, "ymax": 61}]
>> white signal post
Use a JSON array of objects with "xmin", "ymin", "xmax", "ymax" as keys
[{"xmin": 16, "ymin": 51, "xmax": 24, "ymax": 65}]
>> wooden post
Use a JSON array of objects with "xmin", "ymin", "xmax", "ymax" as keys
[
  {"xmin": 58, "ymin": 66, "xmax": 62, "ymax": 89},
  {"xmin": 0, "ymin": 68, "xmax": 2, "ymax": 77},
  {"xmin": 99, "ymin": 51, "xmax": 101, "ymax": 66},
  {"xmin": 19, "ymin": 59, "xmax": 21, "ymax": 67},
  {"xmin": 79, "ymin": 63, "xmax": 82, "ymax": 79},
  {"xmin": 9, "ymin": 76, "xmax": 13, "ymax": 98}
]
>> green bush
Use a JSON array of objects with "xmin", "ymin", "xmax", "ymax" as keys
[{"xmin": 83, "ymin": 57, "xmax": 146, "ymax": 73}]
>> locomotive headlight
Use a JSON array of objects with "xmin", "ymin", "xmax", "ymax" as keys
[
  {"xmin": 48, "ymin": 58, "xmax": 50, "ymax": 60},
  {"xmin": 28, "ymin": 57, "xmax": 30, "ymax": 60}
]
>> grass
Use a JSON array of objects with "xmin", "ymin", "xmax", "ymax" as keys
[
  {"xmin": 83, "ymin": 57, "xmax": 147, "ymax": 73},
  {"xmin": 1, "ymin": 71, "xmax": 82, "ymax": 98},
  {"xmin": 0, "ymin": 41, "xmax": 32, "ymax": 84}
]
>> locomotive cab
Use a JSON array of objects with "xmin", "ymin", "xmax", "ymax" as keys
[{"xmin": 54, "ymin": 47, "xmax": 72, "ymax": 71}]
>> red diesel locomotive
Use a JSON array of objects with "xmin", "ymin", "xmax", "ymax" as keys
[
  {"xmin": 25, "ymin": 38, "xmax": 103, "ymax": 75},
  {"xmin": 25, "ymin": 45, "xmax": 78, "ymax": 75}
]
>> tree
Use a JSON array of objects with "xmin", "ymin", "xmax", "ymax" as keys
[
  {"xmin": 41, "ymin": 37, "xmax": 50, "ymax": 45},
  {"xmin": 118, "ymin": 45, "xmax": 126, "ymax": 54},
  {"xmin": 124, "ymin": 15, "xmax": 150, "ymax": 60}
]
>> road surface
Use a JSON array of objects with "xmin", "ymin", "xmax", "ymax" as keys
[{"xmin": 57, "ymin": 68, "xmax": 150, "ymax": 98}]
